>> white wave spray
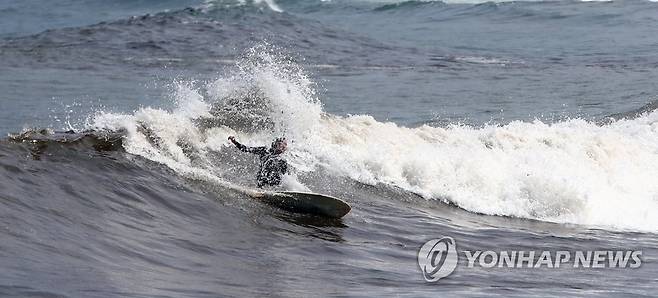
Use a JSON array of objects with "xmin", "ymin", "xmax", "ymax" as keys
[
  {"xmin": 89, "ymin": 46, "xmax": 658, "ymax": 232},
  {"xmin": 303, "ymin": 113, "xmax": 658, "ymax": 231}
]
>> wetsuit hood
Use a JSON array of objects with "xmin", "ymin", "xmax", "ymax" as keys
[{"xmin": 270, "ymin": 137, "xmax": 287, "ymax": 154}]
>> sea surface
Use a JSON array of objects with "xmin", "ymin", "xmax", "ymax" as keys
[{"xmin": 1, "ymin": 0, "xmax": 657, "ymax": 297}]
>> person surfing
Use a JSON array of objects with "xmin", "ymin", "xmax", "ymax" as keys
[
  {"xmin": 228, "ymin": 136, "xmax": 351, "ymax": 218},
  {"xmin": 228, "ymin": 136, "xmax": 288, "ymax": 188}
]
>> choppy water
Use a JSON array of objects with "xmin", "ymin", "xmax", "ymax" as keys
[{"xmin": 1, "ymin": 0, "xmax": 657, "ymax": 297}]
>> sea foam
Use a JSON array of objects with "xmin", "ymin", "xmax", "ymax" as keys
[{"xmin": 89, "ymin": 46, "xmax": 658, "ymax": 232}]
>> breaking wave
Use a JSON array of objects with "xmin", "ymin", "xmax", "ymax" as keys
[{"xmin": 87, "ymin": 45, "xmax": 658, "ymax": 232}]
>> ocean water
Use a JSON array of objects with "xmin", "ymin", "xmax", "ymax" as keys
[{"xmin": 1, "ymin": 0, "xmax": 657, "ymax": 297}]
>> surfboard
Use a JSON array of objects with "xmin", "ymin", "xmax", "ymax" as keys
[{"xmin": 248, "ymin": 190, "xmax": 351, "ymax": 219}]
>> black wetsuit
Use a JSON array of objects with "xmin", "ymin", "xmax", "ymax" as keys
[{"xmin": 231, "ymin": 140, "xmax": 288, "ymax": 187}]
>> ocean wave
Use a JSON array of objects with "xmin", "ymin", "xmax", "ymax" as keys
[
  {"xmin": 201, "ymin": 0, "xmax": 283, "ymax": 12},
  {"xmin": 364, "ymin": 0, "xmax": 658, "ymax": 22},
  {"xmin": 0, "ymin": 5, "xmax": 420, "ymax": 69},
  {"xmin": 373, "ymin": 0, "xmax": 445, "ymax": 12},
  {"xmin": 84, "ymin": 46, "xmax": 658, "ymax": 232},
  {"xmin": 8, "ymin": 129, "xmax": 125, "ymax": 154},
  {"xmin": 0, "ymin": 0, "xmax": 206, "ymax": 38},
  {"xmin": 369, "ymin": 0, "xmax": 648, "ymax": 6}
]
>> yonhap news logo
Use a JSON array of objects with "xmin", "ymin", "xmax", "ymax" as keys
[
  {"xmin": 417, "ymin": 237, "xmax": 458, "ymax": 282},
  {"xmin": 417, "ymin": 237, "xmax": 643, "ymax": 283}
]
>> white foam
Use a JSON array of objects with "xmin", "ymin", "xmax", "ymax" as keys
[
  {"xmin": 89, "ymin": 46, "xmax": 658, "ymax": 232},
  {"xmin": 455, "ymin": 56, "xmax": 512, "ymax": 65},
  {"xmin": 201, "ymin": 0, "xmax": 283, "ymax": 12},
  {"xmin": 297, "ymin": 113, "xmax": 658, "ymax": 231}
]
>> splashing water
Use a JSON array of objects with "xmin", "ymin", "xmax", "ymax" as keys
[
  {"xmin": 300, "ymin": 114, "xmax": 658, "ymax": 231},
  {"xmin": 89, "ymin": 45, "xmax": 320, "ymax": 188},
  {"xmin": 89, "ymin": 45, "xmax": 658, "ymax": 232}
]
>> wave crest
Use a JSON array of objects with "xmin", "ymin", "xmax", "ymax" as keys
[{"xmin": 87, "ymin": 46, "xmax": 658, "ymax": 232}]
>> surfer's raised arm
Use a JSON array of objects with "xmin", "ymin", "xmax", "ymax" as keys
[{"xmin": 228, "ymin": 136, "xmax": 268, "ymax": 155}]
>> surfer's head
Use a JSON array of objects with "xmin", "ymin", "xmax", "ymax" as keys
[{"xmin": 271, "ymin": 137, "xmax": 287, "ymax": 154}]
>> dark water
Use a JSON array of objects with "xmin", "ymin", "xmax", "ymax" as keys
[{"xmin": 1, "ymin": 0, "xmax": 658, "ymax": 297}]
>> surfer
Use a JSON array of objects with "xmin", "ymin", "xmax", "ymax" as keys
[{"xmin": 228, "ymin": 136, "xmax": 288, "ymax": 187}]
